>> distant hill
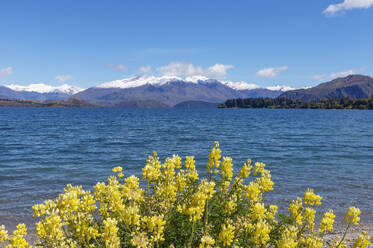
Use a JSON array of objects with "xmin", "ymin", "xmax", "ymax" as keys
[
  {"xmin": 0, "ymin": 97, "xmax": 96, "ymax": 107},
  {"xmin": 280, "ymin": 75, "xmax": 373, "ymax": 101},
  {"xmin": 114, "ymin": 100, "xmax": 170, "ymax": 108},
  {"xmin": 173, "ymin": 101, "xmax": 220, "ymax": 108}
]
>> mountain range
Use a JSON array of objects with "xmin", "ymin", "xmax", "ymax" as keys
[
  {"xmin": 0, "ymin": 76, "xmax": 290, "ymax": 107},
  {"xmin": 1, "ymin": 74, "xmax": 373, "ymax": 107},
  {"xmin": 0, "ymin": 83, "xmax": 83, "ymax": 101}
]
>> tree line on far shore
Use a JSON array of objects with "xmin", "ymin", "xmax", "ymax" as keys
[{"xmin": 219, "ymin": 97, "xmax": 373, "ymax": 109}]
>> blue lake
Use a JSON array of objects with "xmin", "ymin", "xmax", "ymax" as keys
[{"xmin": 0, "ymin": 107, "xmax": 372, "ymax": 227}]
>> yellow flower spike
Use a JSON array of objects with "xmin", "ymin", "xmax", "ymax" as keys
[
  {"xmin": 0, "ymin": 225, "xmax": 9, "ymax": 243},
  {"xmin": 303, "ymin": 188, "xmax": 322, "ymax": 206},
  {"xmin": 8, "ymin": 223, "xmax": 31, "ymax": 248},
  {"xmin": 289, "ymin": 197, "xmax": 304, "ymax": 225},
  {"xmin": 219, "ymin": 223, "xmax": 235, "ymax": 246},
  {"xmin": 206, "ymin": 141, "xmax": 221, "ymax": 174},
  {"xmin": 252, "ymin": 219, "xmax": 271, "ymax": 246},
  {"xmin": 277, "ymin": 226, "xmax": 298, "ymax": 248},
  {"xmin": 353, "ymin": 231, "xmax": 371, "ymax": 248},
  {"xmin": 224, "ymin": 198, "xmax": 237, "ymax": 214},
  {"xmin": 220, "ymin": 156, "xmax": 234, "ymax": 181},
  {"xmin": 304, "ymin": 236, "xmax": 323, "ymax": 248},
  {"xmin": 200, "ymin": 234, "xmax": 215, "ymax": 248},
  {"xmin": 319, "ymin": 210, "xmax": 335, "ymax": 233},
  {"xmin": 237, "ymin": 159, "xmax": 252, "ymax": 178},
  {"xmin": 255, "ymin": 169, "xmax": 274, "ymax": 192},
  {"xmin": 131, "ymin": 232, "xmax": 149, "ymax": 248},
  {"xmin": 253, "ymin": 162, "xmax": 265, "ymax": 175},
  {"xmin": 244, "ymin": 182, "xmax": 262, "ymax": 203},
  {"xmin": 112, "ymin": 166, "xmax": 122, "ymax": 173},
  {"xmin": 303, "ymin": 207, "xmax": 316, "ymax": 231},
  {"xmin": 267, "ymin": 205, "xmax": 278, "ymax": 220},
  {"xmin": 251, "ymin": 203, "xmax": 267, "ymax": 220},
  {"xmin": 345, "ymin": 206, "xmax": 361, "ymax": 226},
  {"xmin": 142, "ymin": 152, "xmax": 162, "ymax": 182},
  {"xmin": 102, "ymin": 218, "xmax": 120, "ymax": 248},
  {"xmin": 172, "ymin": 154, "xmax": 182, "ymax": 169}
]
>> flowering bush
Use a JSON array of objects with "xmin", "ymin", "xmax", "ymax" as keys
[{"xmin": 1, "ymin": 142, "xmax": 372, "ymax": 247}]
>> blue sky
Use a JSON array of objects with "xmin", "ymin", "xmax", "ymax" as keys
[{"xmin": 0, "ymin": 0, "xmax": 372, "ymax": 88}]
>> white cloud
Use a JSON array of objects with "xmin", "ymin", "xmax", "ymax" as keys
[
  {"xmin": 158, "ymin": 62, "xmax": 234, "ymax": 78},
  {"xmin": 324, "ymin": 0, "xmax": 373, "ymax": 15},
  {"xmin": 207, "ymin": 64, "xmax": 235, "ymax": 78},
  {"xmin": 56, "ymin": 74, "xmax": 72, "ymax": 82},
  {"xmin": 107, "ymin": 63, "xmax": 128, "ymax": 71},
  {"xmin": 312, "ymin": 68, "xmax": 364, "ymax": 80},
  {"xmin": 139, "ymin": 65, "xmax": 152, "ymax": 74},
  {"xmin": 0, "ymin": 67, "xmax": 14, "ymax": 77},
  {"xmin": 256, "ymin": 66, "xmax": 288, "ymax": 78}
]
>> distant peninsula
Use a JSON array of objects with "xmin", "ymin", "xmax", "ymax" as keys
[
  {"xmin": 219, "ymin": 97, "xmax": 373, "ymax": 110},
  {"xmin": 0, "ymin": 98, "xmax": 96, "ymax": 107}
]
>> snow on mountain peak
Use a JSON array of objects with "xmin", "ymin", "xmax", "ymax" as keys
[
  {"xmin": 95, "ymin": 75, "xmax": 184, "ymax": 89},
  {"xmin": 6, "ymin": 83, "xmax": 84, "ymax": 94},
  {"xmin": 94, "ymin": 75, "xmax": 295, "ymax": 92}
]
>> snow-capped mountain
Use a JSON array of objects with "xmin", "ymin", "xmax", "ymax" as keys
[
  {"xmin": 94, "ymin": 75, "xmax": 293, "ymax": 92},
  {"xmin": 0, "ymin": 83, "xmax": 84, "ymax": 101},
  {"xmin": 6, "ymin": 83, "xmax": 84, "ymax": 94},
  {"xmin": 76, "ymin": 75, "xmax": 293, "ymax": 106}
]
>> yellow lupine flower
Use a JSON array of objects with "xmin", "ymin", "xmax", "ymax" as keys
[
  {"xmin": 142, "ymin": 215, "xmax": 166, "ymax": 242},
  {"xmin": 200, "ymin": 234, "xmax": 215, "ymax": 248},
  {"xmin": 8, "ymin": 224, "xmax": 30, "ymax": 248},
  {"xmin": 303, "ymin": 236, "xmax": 323, "ymax": 248},
  {"xmin": 304, "ymin": 207, "xmax": 316, "ymax": 231},
  {"xmin": 319, "ymin": 210, "xmax": 335, "ymax": 233},
  {"xmin": 251, "ymin": 203, "xmax": 267, "ymax": 220},
  {"xmin": 255, "ymin": 169, "xmax": 274, "ymax": 192},
  {"xmin": 277, "ymin": 226, "xmax": 298, "ymax": 248},
  {"xmin": 244, "ymin": 182, "xmax": 262, "ymax": 203},
  {"xmin": 220, "ymin": 156, "xmax": 234, "ymax": 181},
  {"xmin": 0, "ymin": 225, "xmax": 9, "ymax": 243},
  {"xmin": 123, "ymin": 205, "xmax": 141, "ymax": 227},
  {"xmin": 252, "ymin": 219, "xmax": 271, "ymax": 246},
  {"xmin": 224, "ymin": 198, "xmax": 237, "ymax": 214},
  {"xmin": 345, "ymin": 206, "xmax": 361, "ymax": 226},
  {"xmin": 303, "ymin": 188, "xmax": 322, "ymax": 206},
  {"xmin": 237, "ymin": 159, "xmax": 252, "ymax": 178},
  {"xmin": 219, "ymin": 223, "xmax": 235, "ymax": 246},
  {"xmin": 289, "ymin": 197, "xmax": 303, "ymax": 225},
  {"xmin": 131, "ymin": 232, "xmax": 149, "ymax": 248},
  {"xmin": 267, "ymin": 205, "xmax": 278, "ymax": 220},
  {"xmin": 112, "ymin": 166, "xmax": 122, "ymax": 173},
  {"xmin": 102, "ymin": 218, "xmax": 120, "ymax": 248},
  {"xmin": 253, "ymin": 162, "xmax": 265, "ymax": 175},
  {"xmin": 142, "ymin": 152, "xmax": 162, "ymax": 182},
  {"xmin": 206, "ymin": 141, "xmax": 221, "ymax": 174},
  {"xmin": 353, "ymin": 231, "xmax": 371, "ymax": 248}
]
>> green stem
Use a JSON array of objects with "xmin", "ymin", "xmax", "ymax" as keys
[
  {"xmin": 189, "ymin": 221, "xmax": 196, "ymax": 248},
  {"xmin": 336, "ymin": 222, "xmax": 351, "ymax": 248}
]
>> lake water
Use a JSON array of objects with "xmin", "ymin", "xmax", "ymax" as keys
[{"xmin": 1, "ymin": 107, "xmax": 372, "ymax": 228}]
